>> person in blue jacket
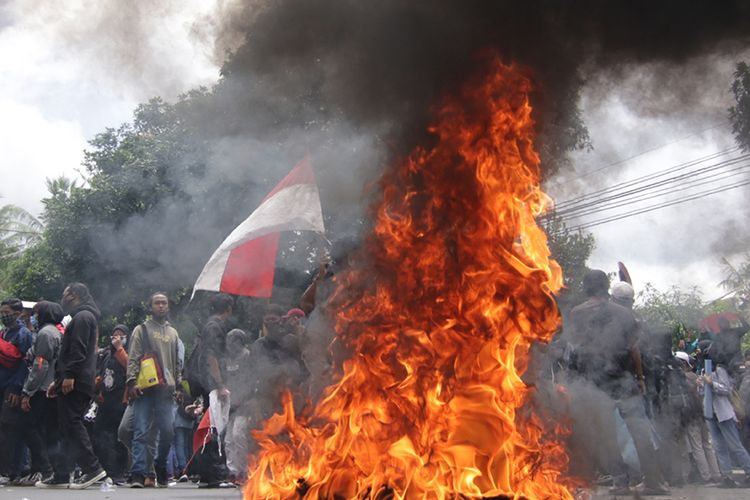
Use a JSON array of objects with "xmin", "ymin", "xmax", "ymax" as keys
[{"xmin": 0, "ymin": 297, "xmax": 34, "ymax": 482}]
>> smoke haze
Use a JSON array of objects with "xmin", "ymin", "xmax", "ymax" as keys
[
  {"xmin": 6, "ymin": 1, "xmax": 750, "ymax": 491},
  {"xmin": 4, "ymin": 0, "xmax": 750, "ymax": 317}
]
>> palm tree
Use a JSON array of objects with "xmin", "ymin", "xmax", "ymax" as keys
[
  {"xmin": 45, "ymin": 176, "xmax": 76, "ymax": 199},
  {"xmin": 0, "ymin": 203, "xmax": 43, "ymax": 258}
]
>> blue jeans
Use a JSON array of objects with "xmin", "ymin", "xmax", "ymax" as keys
[
  {"xmin": 613, "ymin": 395, "xmax": 663, "ymax": 488},
  {"xmin": 173, "ymin": 427, "xmax": 192, "ymax": 474},
  {"xmin": 706, "ymin": 417, "xmax": 750, "ymax": 477},
  {"xmin": 131, "ymin": 390, "xmax": 175, "ymax": 477}
]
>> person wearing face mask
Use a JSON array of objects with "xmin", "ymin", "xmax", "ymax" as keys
[
  {"xmin": 92, "ymin": 325, "xmax": 129, "ymax": 485},
  {"xmin": 36, "ymin": 283, "xmax": 106, "ymax": 489},
  {"xmin": 13, "ymin": 301, "xmax": 64, "ymax": 487},
  {"xmin": 0, "ymin": 298, "xmax": 34, "ymax": 484},
  {"xmin": 29, "ymin": 313, "xmax": 39, "ymax": 332}
]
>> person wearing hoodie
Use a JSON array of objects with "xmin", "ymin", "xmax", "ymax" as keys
[
  {"xmin": 201, "ymin": 293, "xmax": 234, "ymax": 403},
  {"xmin": 126, "ymin": 291, "xmax": 180, "ymax": 489},
  {"xmin": 675, "ymin": 351, "xmax": 722, "ymax": 485},
  {"xmin": 93, "ymin": 324, "xmax": 129, "ymax": 485},
  {"xmin": 698, "ymin": 343, "xmax": 750, "ymax": 488},
  {"xmin": 566, "ymin": 270, "xmax": 668, "ymax": 496},
  {"xmin": 36, "ymin": 283, "xmax": 107, "ymax": 489},
  {"xmin": 13, "ymin": 301, "xmax": 64, "ymax": 486},
  {"xmin": 0, "ymin": 298, "xmax": 34, "ymax": 483}
]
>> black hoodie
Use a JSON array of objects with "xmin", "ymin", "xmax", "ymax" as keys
[
  {"xmin": 97, "ymin": 324, "xmax": 129, "ymax": 410},
  {"xmin": 56, "ymin": 300, "xmax": 101, "ymax": 396},
  {"xmin": 36, "ymin": 301, "xmax": 65, "ymax": 326}
]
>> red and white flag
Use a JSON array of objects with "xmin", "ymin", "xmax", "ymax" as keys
[{"xmin": 193, "ymin": 157, "xmax": 324, "ymax": 298}]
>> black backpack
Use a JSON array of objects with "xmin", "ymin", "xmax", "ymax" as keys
[
  {"xmin": 664, "ymin": 362, "xmax": 701, "ymax": 424},
  {"xmin": 184, "ymin": 335, "xmax": 206, "ymax": 397}
]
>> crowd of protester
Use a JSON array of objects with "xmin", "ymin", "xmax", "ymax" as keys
[
  {"xmin": 0, "ymin": 283, "xmax": 311, "ymax": 489},
  {"xmin": 2, "ymin": 268, "xmax": 750, "ymax": 495},
  {"xmin": 547, "ymin": 269, "xmax": 750, "ymax": 496}
]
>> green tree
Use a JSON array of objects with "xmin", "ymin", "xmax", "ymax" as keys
[
  {"xmin": 718, "ymin": 256, "xmax": 750, "ymax": 353},
  {"xmin": 3, "ymin": 241, "xmax": 64, "ymax": 301},
  {"xmin": 0, "ymin": 42, "xmax": 595, "ymax": 331},
  {"xmin": 730, "ymin": 61, "xmax": 750, "ymax": 152},
  {"xmin": 3, "ymin": 178, "xmax": 74, "ymax": 300},
  {"xmin": 719, "ymin": 255, "xmax": 750, "ymax": 313},
  {"xmin": 1, "ymin": 93, "xmax": 266, "ymax": 333},
  {"xmin": 0, "ymin": 203, "xmax": 44, "ymax": 297},
  {"xmin": 0, "ymin": 203, "xmax": 43, "ymax": 259},
  {"xmin": 542, "ymin": 212, "xmax": 596, "ymax": 316},
  {"xmin": 2, "ymin": 96, "xmax": 212, "ymax": 313},
  {"xmin": 635, "ymin": 283, "xmax": 708, "ymax": 345}
]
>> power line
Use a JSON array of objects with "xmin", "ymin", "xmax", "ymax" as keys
[
  {"xmin": 559, "ymin": 178, "xmax": 750, "ymax": 233},
  {"xmin": 549, "ymin": 178, "xmax": 750, "ymax": 234},
  {"xmin": 552, "ymin": 146, "xmax": 741, "ymax": 212},
  {"xmin": 554, "ymin": 160, "xmax": 750, "ymax": 220},
  {"xmin": 556, "ymin": 155, "xmax": 749, "ymax": 218},
  {"xmin": 542, "ymin": 145, "xmax": 750, "ymax": 235},
  {"xmin": 550, "ymin": 122, "xmax": 728, "ymax": 187},
  {"xmin": 553, "ymin": 147, "xmax": 739, "ymax": 211}
]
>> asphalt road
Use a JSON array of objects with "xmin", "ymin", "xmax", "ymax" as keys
[
  {"xmin": 0, "ymin": 483, "xmax": 242, "ymax": 499},
  {"xmin": 588, "ymin": 485, "xmax": 749, "ymax": 499},
  {"xmin": 0, "ymin": 483, "xmax": 746, "ymax": 499}
]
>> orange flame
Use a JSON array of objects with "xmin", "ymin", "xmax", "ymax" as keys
[{"xmin": 245, "ymin": 59, "xmax": 572, "ymax": 499}]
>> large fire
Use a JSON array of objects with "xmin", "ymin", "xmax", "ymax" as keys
[{"xmin": 245, "ymin": 60, "xmax": 572, "ymax": 499}]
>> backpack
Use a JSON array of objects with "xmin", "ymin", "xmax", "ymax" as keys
[
  {"xmin": 664, "ymin": 364, "xmax": 701, "ymax": 424},
  {"xmin": 0, "ymin": 331, "xmax": 23, "ymax": 369},
  {"xmin": 184, "ymin": 335, "xmax": 206, "ymax": 397}
]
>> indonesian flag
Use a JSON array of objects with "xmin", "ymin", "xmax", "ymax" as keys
[{"xmin": 193, "ymin": 157, "xmax": 324, "ymax": 297}]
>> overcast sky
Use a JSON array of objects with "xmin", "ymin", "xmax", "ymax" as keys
[
  {"xmin": 0, "ymin": 0, "xmax": 220, "ymax": 216},
  {"xmin": 545, "ymin": 53, "xmax": 750, "ymax": 299},
  {"xmin": 1, "ymin": 1, "xmax": 749, "ymax": 301}
]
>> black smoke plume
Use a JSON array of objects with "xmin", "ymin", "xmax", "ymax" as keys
[{"xmin": 28, "ymin": 0, "xmax": 750, "ymax": 322}]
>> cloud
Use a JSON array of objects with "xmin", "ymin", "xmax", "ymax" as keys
[
  {"xmin": 547, "ymin": 51, "xmax": 750, "ymax": 297},
  {"xmin": 0, "ymin": 0, "xmax": 221, "ymax": 216},
  {"xmin": 9, "ymin": 0, "xmax": 220, "ymax": 102},
  {"xmin": 0, "ymin": 98, "xmax": 86, "ymax": 216},
  {"xmin": 2, "ymin": 0, "xmax": 749, "ymax": 303}
]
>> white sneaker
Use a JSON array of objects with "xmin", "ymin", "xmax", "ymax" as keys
[
  {"xmin": 35, "ymin": 473, "xmax": 69, "ymax": 488},
  {"xmin": 18, "ymin": 472, "xmax": 43, "ymax": 486}
]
